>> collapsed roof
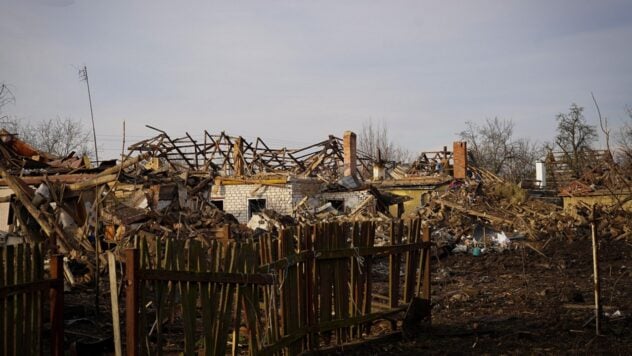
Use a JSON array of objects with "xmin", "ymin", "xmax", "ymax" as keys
[{"xmin": 127, "ymin": 126, "xmax": 374, "ymax": 182}]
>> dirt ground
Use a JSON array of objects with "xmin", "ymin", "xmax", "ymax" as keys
[
  {"xmin": 354, "ymin": 237, "xmax": 632, "ymax": 355},
  {"xmin": 59, "ymin": 237, "xmax": 632, "ymax": 355}
]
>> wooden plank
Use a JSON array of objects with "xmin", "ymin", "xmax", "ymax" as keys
[
  {"xmin": 421, "ymin": 224, "xmax": 431, "ymax": 318},
  {"xmin": 278, "ymin": 230, "xmax": 289, "ymax": 350},
  {"xmin": 363, "ymin": 221, "xmax": 374, "ymax": 334},
  {"xmin": 230, "ymin": 243, "xmax": 244, "ymax": 356},
  {"xmin": 221, "ymin": 243, "xmax": 239, "ymax": 356},
  {"xmin": 66, "ymin": 173, "xmax": 118, "ymax": 191},
  {"xmin": 242, "ymin": 240, "xmax": 261, "ymax": 354},
  {"xmin": 107, "ymin": 252, "xmax": 123, "ymax": 356},
  {"xmin": 389, "ymin": 221, "xmax": 401, "ymax": 309},
  {"xmin": 34, "ymin": 244, "xmax": 43, "ymax": 356},
  {"xmin": 138, "ymin": 270, "xmax": 275, "ymax": 285},
  {"xmin": 138, "ymin": 239, "xmax": 149, "ymax": 356},
  {"xmin": 197, "ymin": 240, "xmax": 213, "ymax": 356},
  {"xmin": 24, "ymin": 245, "xmax": 32, "ymax": 356},
  {"xmin": 50, "ymin": 254, "xmax": 64, "ymax": 356},
  {"xmin": 0, "ymin": 246, "xmax": 5, "ymax": 356},
  {"xmin": 260, "ymin": 306, "xmax": 408, "ymax": 355},
  {"xmin": 318, "ymin": 224, "xmax": 333, "ymax": 345},
  {"xmin": 305, "ymin": 225, "xmax": 317, "ymax": 350},
  {"xmin": 0, "ymin": 280, "xmax": 54, "ymax": 298},
  {"xmin": 163, "ymin": 238, "xmax": 176, "ymax": 338},
  {"xmin": 256, "ymin": 241, "xmax": 431, "ymax": 272},
  {"xmin": 206, "ymin": 241, "xmax": 222, "ymax": 354},
  {"xmin": 125, "ymin": 249, "xmax": 139, "ymax": 356},
  {"xmin": 6, "ymin": 245, "xmax": 14, "ymax": 355},
  {"xmin": 0, "ymin": 173, "xmax": 97, "ymax": 186},
  {"xmin": 286, "ymin": 228, "xmax": 301, "ymax": 354},
  {"xmin": 263, "ymin": 233, "xmax": 279, "ymax": 345},
  {"xmin": 338, "ymin": 223, "xmax": 350, "ymax": 343},
  {"xmin": 0, "ymin": 170, "xmax": 77, "ymax": 256},
  {"xmin": 154, "ymin": 236, "xmax": 164, "ymax": 356},
  {"xmin": 15, "ymin": 244, "xmax": 24, "ymax": 353},
  {"xmin": 403, "ymin": 219, "xmax": 419, "ymax": 302},
  {"xmin": 296, "ymin": 227, "xmax": 307, "ymax": 351},
  {"xmin": 349, "ymin": 222, "xmax": 360, "ymax": 339},
  {"xmin": 182, "ymin": 240, "xmax": 197, "ymax": 356}
]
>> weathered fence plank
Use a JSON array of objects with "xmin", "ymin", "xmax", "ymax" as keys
[
  {"xmin": 0, "ymin": 245, "xmax": 63, "ymax": 356},
  {"xmin": 124, "ymin": 218, "xmax": 432, "ymax": 355}
]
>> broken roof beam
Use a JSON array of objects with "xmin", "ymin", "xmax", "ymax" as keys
[
  {"xmin": 0, "ymin": 167, "xmax": 73, "ymax": 252},
  {"xmin": 145, "ymin": 125, "xmax": 195, "ymax": 169},
  {"xmin": 251, "ymin": 137, "xmax": 291, "ymax": 170},
  {"xmin": 66, "ymin": 153, "xmax": 150, "ymax": 191},
  {"xmin": 0, "ymin": 173, "xmax": 96, "ymax": 186}
]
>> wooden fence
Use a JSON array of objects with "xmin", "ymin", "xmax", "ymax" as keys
[
  {"xmin": 125, "ymin": 219, "xmax": 431, "ymax": 355},
  {"xmin": 0, "ymin": 244, "xmax": 64, "ymax": 356}
]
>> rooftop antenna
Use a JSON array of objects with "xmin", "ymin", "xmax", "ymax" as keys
[{"xmin": 79, "ymin": 65, "xmax": 99, "ymax": 165}]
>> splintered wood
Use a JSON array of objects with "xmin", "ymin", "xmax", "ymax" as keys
[
  {"xmin": 127, "ymin": 127, "xmax": 372, "ymax": 180},
  {"xmin": 125, "ymin": 219, "xmax": 432, "ymax": 355}
]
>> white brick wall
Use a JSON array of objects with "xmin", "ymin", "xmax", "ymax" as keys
[
  {"xmin": 209, "ymin": 183, "xmax": 295, "ymax": 223},
  {"xmin": 208, "ymin": 180, "xmax": 374, "ymax": 223}
]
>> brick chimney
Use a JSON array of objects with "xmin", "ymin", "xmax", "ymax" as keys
[
  {"xmin": 343, "ymin": 131, "xmax": 357, "ymax": 177},
  {"xmin": 453, "ymin": 141, "xmax": 467, "ymax": 179}
]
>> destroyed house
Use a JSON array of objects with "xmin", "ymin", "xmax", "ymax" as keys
[
  {"xmin": 127, "ymin": 128, "xmax": 380, "ymax": 224},
  {"xmin": 0, "ymin": 124, "xmax": 468, "ymax": 249},
  {"xmin": 371, "ymin": 141, "xmax": 469, "ymax": 217},
  {"xmin": 0, "ymin": 128, "xmax": 97, "ymax": 232}
]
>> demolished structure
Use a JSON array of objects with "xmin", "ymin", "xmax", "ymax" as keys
[{"xmin": 2, "ymin": 124, "xmax": 632, "ymax": 354}]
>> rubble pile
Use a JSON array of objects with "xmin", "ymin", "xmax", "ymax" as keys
[
  {"xmin": 412, "ymin": 166, "xmax": 632, "ymax": 249},
  {"xmin": 412, "ymin": 170, "xmax": 571, "ymax": 240},
  {"xmin": 3, "ymin": 125, "xmax": 632, "ymax": 284},
  {"xmin": 0, "ymin": 130, "xmax": 255, "ymax": 281},
  {"xmin": 0, "ymin": 127, "xmax": 393, "ymax": 283}
]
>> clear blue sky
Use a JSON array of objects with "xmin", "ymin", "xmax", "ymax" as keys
[{"xmin": 1, "ymin": 0, "xmax": 631, "ymax": 158}]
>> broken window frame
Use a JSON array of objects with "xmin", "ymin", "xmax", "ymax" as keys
[{"xmin": 247, "ymin": 198, "xmax": 266, "ymax": 219}]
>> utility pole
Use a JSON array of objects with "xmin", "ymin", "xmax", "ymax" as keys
[
  {"xmin": 79, "ymin": 65, "xmax": 101, "ymax": 317},
  {"xmin": 79, "ymin": 65, "xmax": 99, "ymax": 165}
]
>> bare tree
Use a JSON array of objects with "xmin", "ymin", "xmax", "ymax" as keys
[
  {"xmin": 2, "ymin": 116, "xmax": 92, "ymax": 158},
  {"xmin": 617, "ymin": 106, "xmax": 632, "ymax": 169},
  {"xmin": 555, "ymin": 103, "xmax": 597, "ymax": 177},
  {"xmin": 0, "ymin": 117, "xmax": 20, "ymax": 134},
  {"xmin": 358, "ymin": 119, "xmax": 409, "ymax": 163},
  {"xmin": 505, "ymin": 138, "xmax": 543, "ymax": 183},
  {"xmin": 459, "ymin": 117, "xmax": 542, "ymax": 182}
]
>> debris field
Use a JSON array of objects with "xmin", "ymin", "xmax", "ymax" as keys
[{"xmin": 1, "ymin": 125, "xmax": 631, "ymax": 354}]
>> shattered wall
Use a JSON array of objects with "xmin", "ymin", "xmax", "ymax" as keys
[
  {"xmin": 211, "ymin": 183, "xmax": 295, "ymax": 223},
  {"xmin": 317, "ymin": 190, "xmax": 374, "ymax": 213},
  {"xmin": 291, "ymin": 180, "xmax": 322, "ymax": 205}
]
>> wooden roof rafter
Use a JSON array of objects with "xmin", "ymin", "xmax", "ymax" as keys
[{"xmin": 127, "ymin": 127, "xmax": 372, "ymax": 179}]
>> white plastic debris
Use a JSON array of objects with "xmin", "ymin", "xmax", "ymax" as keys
[{"xmin": 492, "ymin": 231, "xmax": 511, "ymax": 251}]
